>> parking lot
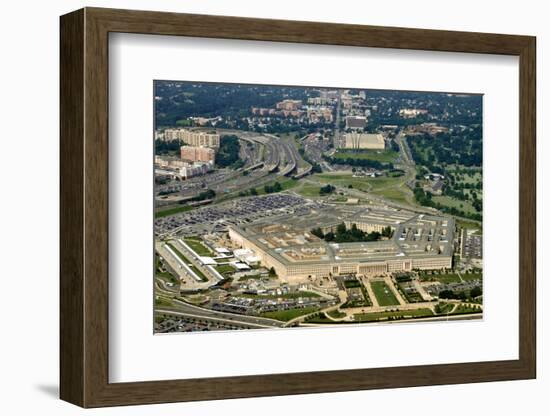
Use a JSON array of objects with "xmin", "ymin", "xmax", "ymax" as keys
[{"xmin": 155, "ymin": 193, "xmax": 320, "ymax": 236}]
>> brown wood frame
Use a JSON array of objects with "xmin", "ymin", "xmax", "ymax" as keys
[{"xmin": 60, "ymin": 7, "xmax": 536, "ymax": 408}]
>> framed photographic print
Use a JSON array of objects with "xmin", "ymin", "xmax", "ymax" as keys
[{"xmin": 60, "ymin": 7, "xmax": 536, "ymax": 408}]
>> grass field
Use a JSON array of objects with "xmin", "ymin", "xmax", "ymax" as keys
[
  {"xmin": 305, "ymin": 312, "xmax": 334, "ymax": 324},
  {"xmin": 435, "ymin": 302, "xmax": 455, "ymax": 314},
  {"xmin": 215, "ymin": 264, "xmax": 236, "ymax": 274},
  {"xmin": 261, "ymin": 307, "xmax": 319, "ymax": 322},
  {"xmin": 154, "ymin": 296, "xmax": 173, "ymax": 307},
  {"xmin": 313, "ymin": 173, "xmax": 410, "ymax": 204},
  {"xmin": 461, "ymin": 272, "xmax": 483, "ymax": 281},
  {"xmin": 255, "ymin": 177, "xmax": 299, "ymax": 195},
  {"xmin": 327, "ymin": 310, "xmax": 346, "ymax": 319},
  {"xmin": 374, "ymin": 186, "xmax": 409, "ymax": 204},
  {"xmin": 456, "ymin": 218, "xmax": 482, "ymax": 232},
  {"xmin": 295, "ymin": 183, "xmax": 322, "ymax": 197},
  {"xmin": 452, "ymin": 169, "xmax": 482, "ymax": 185},
  {"xmin": 454, "ymin": 304, "xmax": 482, "ymax": 314},
  {"xmin": 370, "ymin": 281, "xmax": 400, "ymax": 306},
  {"xmin": 433, "ymin": 195, "xmax": 477, "ymax": 215},
  {"xmin": 155, "ymin": 205, "xmax": 193, "ymax": 218},
  {"xmin": 354, "ymin": 308, "xmax": 434, "ymax": 322},
  {"xmin": 333, "ymin": 149, "xmax": 398, "ymax": 164},
  {"xmin": 183, "ymin": 237, "xmax": 212, "ymax": 256}
]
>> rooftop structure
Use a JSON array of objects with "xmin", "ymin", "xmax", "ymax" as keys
[
  {"xmin": 345, "ymin": 115, "xmax": 367, "ymax": 130},
  {"xmin": 340, "ymin": 133, "xmax": 385, "ymax": 150},
  {"xmin": 276, "ymin": 99, "xmax": 302, "ymax": 111},
  {"xmin": 229, "ymin": 207, "xmax": 454, "ymax": 283}
]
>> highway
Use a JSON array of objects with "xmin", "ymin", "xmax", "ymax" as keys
[{"xmin": 167, "ymin": 298, "xmax": 285, "ymax": 328}]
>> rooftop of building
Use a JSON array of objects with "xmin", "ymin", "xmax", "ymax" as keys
[{"xmin": 230, "ymin": 206, "xmax": 455, "ymax": 266}]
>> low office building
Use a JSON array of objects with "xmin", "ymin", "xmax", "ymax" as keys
[
  {"xmin": 179, "ymin": 161, "xmax": 214, "ymax": 179},
  {"xmin": 345, "ymin": 116, "xmax": 367, "ymax": 130}
]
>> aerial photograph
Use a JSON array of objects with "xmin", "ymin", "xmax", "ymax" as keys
[{"xmin": 153, "ymin": 81, "xmax": 483, "ymax": 334}]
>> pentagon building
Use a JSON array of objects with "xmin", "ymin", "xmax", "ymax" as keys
[{"xmin": 229, "ymin": 207, "xmax": 454, "ymax": 283}]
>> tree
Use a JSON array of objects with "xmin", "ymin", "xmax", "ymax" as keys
[
  {"xmin": 268, "ymin": 267, "xmax": 277, "ymax": 277},
  {"xmin": 319, "ymin": 184, "xmax": 335, "ymax": 195},
  {"xmin": 336, "ymin": 223, "xmax": 347, "ymax": 235},
  {"xmin": 311, "ymin": 228, "xmax": 324, "ymax": 239},
  {"xmin": 215, "ymin": 135, "xmax": 242, "ymax": 168},
  {"xmin": 470, "ymin": 286, "xmax": 482, "ymax": 298}
]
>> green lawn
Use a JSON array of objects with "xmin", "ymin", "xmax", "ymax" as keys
[
  {"xmin": 155, "ymin": 205, "xmax": 193, "ymax": 218},
  {"xmin": 313, "ymin": 173, "xmax": 410, "ymax": 205},
  {"xmin": 454, "ymin": 304, "xmax": 483, "ymax": 314},
  {"xmin": 434, "ymin": 302, "xmax": 455, "ymax": 314},
  {"xmin": 333, "ymin": 149, "xmax": 398, "ymax": 163},
  {"xmin": 461, "ymin": 272, "xmax": 483, "ymax": 282},
  {"xmin": 452, "ymin": 169, "xmax": 482, "ymax": 185},
  {"xmin": 375, "ymin": 186, "xmax": 409, "ymax": 204},
  {"xmin": 296, "ymin": 183, "xmax": 322, "ymax": 197},
  {"xmin": 155, "ymin": 296, "xmax": 174, "ymax": 307},
  {"xmin": 215, "ymin": 264, "xmax": 236, "ymax": 274},
  {"xmin": 327, "ymin": 310, "xmax": 346, "ymax": 319},
  {"xmin": 354, "ymin": 308, "xmax": 434, "ymax": 322},
  {"xmin": 433, "ymin": 195, "xmax": 478, "ymax": 215},
  {"xmin": 370, "ymin": 281, "xmax": 400, "ymax": 306},
  {"xmin": 261, "ymin": 307, "xmax": 319, "ymax": 322},
  {"xmin": 183, "ymin": 238, "xmax": 212, "ymax": 256},
  {"xmin": 255, "ymin": 178, "xmax": 299, "ymax": 195},
  {"xmin": 456, "ymin": 218, "xmax": 482, "ymax": 232}
]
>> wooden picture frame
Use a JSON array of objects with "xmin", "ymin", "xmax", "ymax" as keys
[{"xmin": 60, "ymin": 7, "xmax": 536, "ymax": 408}]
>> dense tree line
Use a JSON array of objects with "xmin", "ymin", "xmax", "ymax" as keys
[
  {"xmin": 363, "ymin": 90, "xmax": 482, "ymax": 127},
  {"xmin": 413, "ymin": 186, "xmax": 482, "ymax": 221},
  {"xmin": 215, "ymin": 135, "xmax": 242, "ymax": 168},
  {"xmin": 264, "ymin": 182, "xmax": 283, "ymax": 194},
  {"xmin": 154, "ymin": 81, "xmax": 311, "ymax": 127},
  {"xmin": 408, "ymin": 127, "xmax": 482, "ymax": 169},
  {"xmin": 178, "ymin": 189, "xmax": 216, "ymax": 204},
  {"xmin": 311, "ymin": 223, "xmax": 385, "ymax": 243},
  {"xmin": 438, "ymin": 285, "xmax": 481, "ymax": 300},
  {"xmin": 319, "ymin": 184, "xmax": 335, "ymax": 195},
  {"xmin": 323, "ymin": 155, "xmax": 393, "ymax": 170},
  {"xmin": 155, "ymin": 138, "xmax": 182, "ymax": 154}
]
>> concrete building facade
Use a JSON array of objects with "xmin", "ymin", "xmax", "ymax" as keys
[
  {"xmin": 229, "ymin": 208, "xmax": 454, "ymax": 283},
  {"xmin": 180, "ymin": 146, "xmax": 216, "ymax": 163},
  {"xmin": 164, "ymin": 128, "xmax": 220, "ymax": 148}
]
